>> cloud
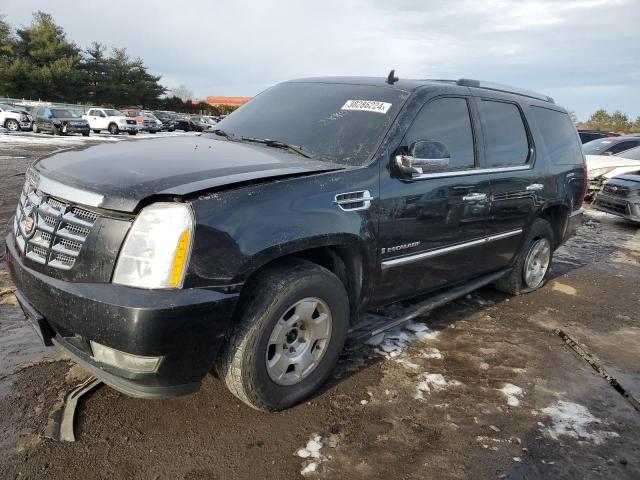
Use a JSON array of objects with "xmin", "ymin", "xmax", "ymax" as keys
[{"xmin": 2, "ymin": 0, "xmax": 639, "ymax": 120}]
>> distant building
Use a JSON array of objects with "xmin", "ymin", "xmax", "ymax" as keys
[{"xmin": 204, "ymin": 96, "xmax": 252, "ymax": 107}]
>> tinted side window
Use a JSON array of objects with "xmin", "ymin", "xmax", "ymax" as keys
[
  {"xmin": 608, "ymin": 141, "xmax": 640, "ymax": 155},
  {"xmin": 479, "ymin": 100, "xmax": 529, "ymax": 167},
  {"xmin": 531, "ymin": 107, "xmax": 583, "ymax": 165},
  {"xmin": 403, "ymin": 97, "xmax": 475, "ymax": 170}
]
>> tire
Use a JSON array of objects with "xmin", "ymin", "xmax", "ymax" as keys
[
  {"xmin": 215, "ymin": 259, "xmax": 349, "ymax": 411},
  {"xmin": 494, "ymin": 218, "xmax": 554, "ymax": 295},
  {"xmin": 82, "ymin": 132, "xmax": 90, "ymax": 137},
  {"xmin": 108, "ymin": 123, "xmax": 119, "ymax": 135},
  {"xmin": 52, "ymin": 125, "xmax": 61, "ymax": 136},
  {"xmin": 129, "ymin": 131, "xmax": 137, "ymax": 136},
  {"xmin": 93, "ymin": 129, "xmax": 101, "ymax": 134},
  {"xmin": 5, "ymin": 119, "xmax": 19, "ymax": 131},
  {"xmin": 150, "ymin": 130, "xmax": 157, "ymax": 134}
]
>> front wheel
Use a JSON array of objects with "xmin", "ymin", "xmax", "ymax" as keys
[
  {"xmin": 494, "ymin": 218, "xmax": 554, "ymax": 295},
  {"xmin": 129, "ymin": 131, "xmax": 137, "ymax": 135},
  {"xmin": 215, "ymin": 259, "xmax": 349, "ymax": 411},
  {"xmin": 82, "ymin": 132, "xmax": 90, "ymax": 137},
  {"xmin": 5, "ymin": 119, "xmax": 19, "ymax": 131},
  {"xmin": 108, "ymin": 124, "xmax": 119, "ymax": 135}
]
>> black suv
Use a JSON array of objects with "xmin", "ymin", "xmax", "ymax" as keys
[
  {"xmin": 32, "ymin": 106, "xmax": 90, "ymax": 136},
  {"xmin": 7, "ymin": 76, "xmax": 585, "ymax": 411}
]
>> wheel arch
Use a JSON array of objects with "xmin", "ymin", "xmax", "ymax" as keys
[{"xmin": 539, "ymin": 203, "xmax": 570, "ymax": 248}]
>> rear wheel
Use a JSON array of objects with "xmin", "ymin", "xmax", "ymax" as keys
[
  {"xmin": 82, "ymin": 132, "xmax": 90, "ymax": 137},
  {"xmin": 215, "ymin": 259, "xmax": 349, "ymax": 411},
  {"xmin": 494, "ymin": 218, "xmax": 554, "ymax": 295},
  {"xmin": 93, "ymin": 129, "xmax": 101, "ymax": 134},
  {"xmin": 5, "ymin": 119, "xmax": 19, "ymax": 131}
]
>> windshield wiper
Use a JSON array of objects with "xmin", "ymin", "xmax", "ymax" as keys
[
  {"xmin": 240, "ymin": 136, "xmax": 312, "ymax": 159},
  {"xmin": 211, "ymin": 128, "xmax": 236, "ymax": 139}
]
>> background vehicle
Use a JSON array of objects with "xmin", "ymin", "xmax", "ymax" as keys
[
  {"xmin": 578, "ymin": 129, "xmax": 619, "ymax": 144},
  {"xmin": 121, "ymin": 108, "xmax": 160, "ymax": 133},
  {"xmin": 171, "ymin": 115, "xmax": 192, "ymax": 131},
  {"xmin": 152, "ymin": 111, "xmax": 176, "ymax": 131},
  {"xmin": 592, "ymin": 170, "xmax": 640, "ymax": 223},
  {"xmin": 31, "ymin": 106, "xmax": 90, "ymax": 135},
  {"xmin": 0, "ymin": 103, "xmax": 32, "ymax": 131},
  {"xmin": 7, "ymin": 76, "xmax": 584, "ymax": 412},
  {"xmin": 142, "ymin": 111, "xmax": 163, "ymax": 133},
  {"xmin": 582, "ymin": 135, "xmax": 640, "ymax": 156},
  {"xmin": 585, "ymin": 146, "xmax": 640, "ymax": 197},
  {"xmin": 83, "ymin": 107, "xmax": 138, "ymax": 135},
  {"xmin": 188, "ymin": 115, "xmax": 211, "ymax": 132}
]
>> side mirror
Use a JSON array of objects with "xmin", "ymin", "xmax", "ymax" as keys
[{"xmin": 395, "ymin": 140, "xmax": 451, "ymax": 177}]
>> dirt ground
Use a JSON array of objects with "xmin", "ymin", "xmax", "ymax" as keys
[{"xmin": 0, "ymin": 132, "xmax": 639, "ymax": 479}]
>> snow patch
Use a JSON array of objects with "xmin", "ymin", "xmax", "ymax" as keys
[
  {"xmin": 500, "ymin": 383, "xmax": 524, "ymax": 407},
  {"xmin": 541, "ymin": 401, "xmax": 619, "ymax": 445},
  {"xmin": 415, "ymin": 373, "xmax": 463, "ymax": 399},
  {"xmin": 420, "ymin": 348, "xmax": 443, "ymax": 360},
  {"xmin": 297, "ymin": 434, "xmax": 326, "ymax": 475},
  {"xmin": 371, "ymin": 321, "xmax": 439, "ymax": 359}
]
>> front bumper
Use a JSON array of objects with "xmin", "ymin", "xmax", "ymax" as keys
[
  {"xmin": 6, "ymin": 234, "xmax": 239, "ymax": 398},
  {"xmin": 592, "ymin": 193, "xmax": 640, "ymax": 223},
  {"xmin": 61, "ymin": 124, "xmax": 90, "ymax": 134}
]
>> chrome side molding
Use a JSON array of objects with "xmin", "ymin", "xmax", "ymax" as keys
[{"xmin": 381, "ymin": 228, "xmax": 523, "ymax": 270}]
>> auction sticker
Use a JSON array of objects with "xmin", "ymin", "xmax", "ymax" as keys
[{"xmin": 341, "ymin": 100, "xmax": 392, "ymax": 114}]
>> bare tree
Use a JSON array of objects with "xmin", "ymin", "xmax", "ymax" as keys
[{"xmin": 167, "ymin": 84, "xmax": 193, "ymax": 101}]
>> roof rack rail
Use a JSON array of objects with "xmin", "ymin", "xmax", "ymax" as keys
[{"xmin": 456, "ymin": 78, "xmax": 555, "ymax": 103}]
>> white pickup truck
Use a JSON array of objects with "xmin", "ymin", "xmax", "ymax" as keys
[
  {"xmin": 83, "ymin": 108, "xmax": 138, "ymax": 135},
  {"xmin": 0, "ymin": 103, "xmax": 32, "ymax": 131}
]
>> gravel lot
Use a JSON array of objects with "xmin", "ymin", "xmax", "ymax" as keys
[{"xmin": 0, "ymin": 131, "xmax": 639, "ymax": 479}]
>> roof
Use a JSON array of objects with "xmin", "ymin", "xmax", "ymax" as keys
[
  {"xmin": 204, "ymin": 96, "xmax": 252, "ymax": 107},
  {"xmin": 287, "ymin": 76, "xmax": 554, "ymax": 103}
]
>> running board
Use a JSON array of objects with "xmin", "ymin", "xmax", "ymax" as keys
[{"xmin": 346, "ymin": 269, "xmax": 509, "ymax": 348}]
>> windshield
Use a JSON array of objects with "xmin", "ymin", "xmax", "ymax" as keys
[
  {"xmin": 617, "ymin": 145, "xmax": 640, "ymax": 161},
  {"xmin": 104, "ymin": 109, "xmax": 123, "ymax": 116},
  {"xmin": 51, "ymin": 108, "xmax": 78, "ymax": 118},
  {"xmin": 212, "ymin": 82, "xmax": 409, "ymax": 166},
  {"xmin": 582, "ymin": 138, "xmax": 616, "ymax": 155}
]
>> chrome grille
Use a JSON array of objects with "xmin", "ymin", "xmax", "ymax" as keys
[{"xmin": 13, "ymin": 172, "xmax": 100, "ymax": 270}]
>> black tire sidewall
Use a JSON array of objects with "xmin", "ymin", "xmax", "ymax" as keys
[{"xmin": 241, "ymin": 266, "xmax": 348, "ymax": 409}]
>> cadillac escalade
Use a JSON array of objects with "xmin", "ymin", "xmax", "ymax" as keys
[{"xmin": 6, "ymin": 75, "xmax": 586, "ymax": 411}]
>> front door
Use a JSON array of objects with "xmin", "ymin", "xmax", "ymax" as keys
[{"xmin": 376, "ymin": 96, "xmax": 494, "ymax": 304}]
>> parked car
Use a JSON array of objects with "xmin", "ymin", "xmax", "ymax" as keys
[
  {"xmin": 121, "ymin": 109, "xmax": 161, "ymax": 133},
  {"xmin": 83, "ymin": 107, "xmax": 138, "ymax": 135},
  {"xmin": 582, "ymin": 136, "xmax": 640, "ymax": 156},
  {"xmin": 172, "ymin": 115, "xmax": 192, "ymax": 131},
  {"xmin": 31, "ymin": 106, "xmax": 90, "ymax": 136},
  {"xmin": 0, "ymin": 103, "xmax": 32, "ymax": 131},
  {"xmin": 592, "ymin": 170, "xmax": 640, "ymax": 223},
  {"xmin": 7, "ymin": 76, "xmax": 585, "ymax": 411},
  {"xmin": 188, "ymin": 115, "xmax": 211, "ymax": 132},
  {"xmin": 152, "ymin": 111, "xmax": 176, "ymax": 131},
  {"xmin": 577, "ymin": 129, "xmax": 619, "ymax": 144},
  {"xmin": 585, "ymin": 146, "xmax": 640, "ymax": 197}
]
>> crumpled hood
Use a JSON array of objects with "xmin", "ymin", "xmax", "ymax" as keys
[{"xmin": 34, "ymin": 136, "xmax": 343, "ymax": 212}]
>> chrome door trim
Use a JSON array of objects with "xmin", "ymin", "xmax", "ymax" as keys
[
  {"xmin": 381, "ymin": 228, "xmax": 523, "ymax": 270},
  {"xmin": 410, "ymin": 164, "xmax": 531, "ymax": 181}
]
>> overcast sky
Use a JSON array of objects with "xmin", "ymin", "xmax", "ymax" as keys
[{"xmin": 3, "ymin": 0, "xmax": 639, "ymax": 120}]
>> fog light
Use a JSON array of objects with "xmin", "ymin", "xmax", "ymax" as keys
[{"xmin": 90, "ymin": 341, "xmax": 162, "ymax": 373}]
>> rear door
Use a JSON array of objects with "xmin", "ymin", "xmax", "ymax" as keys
[
  {"xmin": 473, "ymin": 96, "xmax": 538, "ymax": 268},
  {"xmin": 376, "ymin": 95, "xmax": 494, "ymax": 304}
]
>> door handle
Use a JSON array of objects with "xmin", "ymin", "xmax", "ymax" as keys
[
  {"xmin": 526, "ymin": 183, "xmax": 544, "ymax": 191},
  {"xmin": 462, "ymin": 192, "xmax": 487, "ymax": 202}
]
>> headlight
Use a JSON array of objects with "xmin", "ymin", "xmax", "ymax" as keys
[
  {"xmin": 588, "ymin": 167, "xmax": 615, "ymax": 179},
  {"xmin": 118, "ymin": 118, "xmax": 127, "ymax": 124},
  {"xmin": 113, "ymin": 203, "xmax": 194, "ymax": 289}
]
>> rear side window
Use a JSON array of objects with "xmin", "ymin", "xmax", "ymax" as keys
[
  {"xmin": 531, "ymin": 107, "xmax": 583, "ymax": 165},
  {"xmin": 403, "ymin": 97, "xmax": 475, "ymax": 170},
  {"xmin": 479, "ymin": 100, "xmax": 529, "ymax": 167},
  {"xmin": 608, "ymin": 141, "xmax": 640, "ymax": 155}
]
